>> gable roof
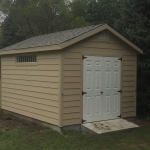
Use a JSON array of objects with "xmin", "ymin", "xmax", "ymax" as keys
[
  {"xmin": 0, "ymin": 24, "xmax": 143, "ymax": 55},
  {"xmin": 1, "ymin": 24, "xmax": 104, "ymax": 51}
]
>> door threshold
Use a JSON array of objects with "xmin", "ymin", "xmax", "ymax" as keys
[{"xmin": 81, "ymin": 119, "xmax": 139, "ymax": 135}]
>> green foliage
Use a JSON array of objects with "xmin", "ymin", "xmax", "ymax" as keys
[
  {"xmin": 70, "ymin": 16, "xmax": 90, "ymax": 28},
  {"xmin": 70, "ymin": 0, "xmax": 89, "ymax": 18},
  {"xmin": 86, "ymin": 0, "xmax": 120, "ymax": 25},
  {"xmin": 0, "ymin": 0, "xmax": 89, "ymax": 48},
  {"xmin": 0, "ymin": 27, "xmax": 2, "ymax": 48},
  {"xmin": 113, "ymin": 0, "xmax": 150, "ymax": 119}
]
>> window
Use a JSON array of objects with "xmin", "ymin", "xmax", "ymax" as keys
[{"xmin": 17, "ymin": 55, "xmax": 37, "ymax": 63}]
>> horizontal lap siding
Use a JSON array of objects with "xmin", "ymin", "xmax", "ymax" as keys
[
  {"xmin": 122, "ymin": 55, "xmax": 137, "ymax": 117},
  {"xmin": 62, "ymin": 32, "xmax": 137, "ymax": 126},
  {"xmin": 62, "ymin": 52, "xmax": 82, "ymax": 126},
  {"xmin": 1, "ymin": 52, "xmax": 60, "ymax": 125}
]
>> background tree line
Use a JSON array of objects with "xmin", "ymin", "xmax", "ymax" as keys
[{"xmin": 0, "ymin": 0, "xmax": 150, "ymax": 119}]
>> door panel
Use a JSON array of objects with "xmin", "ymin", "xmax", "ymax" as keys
[
  {"xmin": 83, "ymin": 56, "xmax": 103, "ymax": 122},
  {"xmin": 103, "ymin": 57, "xmax": 121, "ymax": 120},
  {"xmin": 83, "ymin": 56, "xmax": 121, "ymax": 123},
  {"xmin": 86, "ymin": 96, "xmax": 92, "ymax": 116}
]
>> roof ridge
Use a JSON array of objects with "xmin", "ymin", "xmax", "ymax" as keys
[{"xmin": 28, "ymin": 24, "xmax": 104, "ymax": 39}]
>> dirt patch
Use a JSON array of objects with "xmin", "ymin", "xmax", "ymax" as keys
[
  {"xmin": 131, "ymin": 117, "xmax": 150, "ymax": 127},
  {"xmin": 0, "ymin": 111, "xmax": 37, "ymax": 129},
  {"xmin": 1, "ymin": 111, "xmax": 150, "ymax": 130}
]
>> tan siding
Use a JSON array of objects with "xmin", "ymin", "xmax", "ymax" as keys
[
  {"xmin": 62, "ymin": 51, "xmax": 82, "ymax": 125},
  {"xmin": 121, "ymin": 112, "xmax": 135, "ymax": 118},
  {"xmin": 1, "ymin": 51, "xmax": 60, "ymax": 125},
  {"xmin": 122, "ymin": 87, "xmax": 135, "ymax": 92},
  {"xmin": 122, "ymin": 92, "xmax": 135, "ymax": 97},
  {"xmin": 123, "ymin": 61, "xmax": 135, "ymax": 66},
  {"xmin": 64, "ymin": 65, "xmax": 80, "ymax": 71},
  {"xmin": 62, "ymin": 32, "xmax": 137, "ymax": 126},
  {"xmin": 123, "ymin": 66, "xmax": 135, "ymax": 71},
  {"xmin": 2, "ymin": 99, "xmax": 58, "ymax": 115},
  {"xmin": 2, "ymin": 88, "xmax": 59, "ymax": 101},
  {"xmin": 2, "ymin": 83, "xmax": 59, "ymax": 95},
  {"xmin": 2, "ymin": 74, "xmax": 59, "ymax": 82},
  {"xmin": 122, "ymin": 82, "xmax": 134, "ymax": 87},
  {"xmin": 122, "ymin": 102, "xmax": 135, "ymax": 107},
  {"xmin": 2, "ymin": 70, "xmax": 59, "ymax": 76},
  {"xmin": 2, "ymin": 64, "xmax": 60, "ymax": 70},
  {"xmin": 2, "ymin": 79, "xmax": 59, "ymax": 88},
  {"xmin": 2, "ymin": 105, "xmax": 58, "ymax": 125},
  {"xmin": 123, "ymin": 71, "xmax": 135, "ymax": 76},
  {"xmin": 64, "ymin": 101, "xmax": 80, "ymax": 107},
  {"xmin": 64, "ymin": 83, "xmax": 81, "ymax": 89},
  {"xmin": 122, "ymin": 107, "xmax": 135, "ymax": 113},
  {"xmin": 2, "ymin": 92, "xmax": 58, "ymax": 107},
  {"xmin": 68, "ymin": 46, "xmax": 135, "ymax": 55},
  {"xmin": 63, "ymin": 95, "xmax": 81, "ymax": 102},
  {"xmin": 63, "ymin": 89, "xmax": 81, "ymax": 96},
  {"xmin": 77, "ymin": 42, "xmax": 132, "ymax": 51},
  {"xmin": 123, "ymin": 76, "xmax": 134, "ymax": 81},
  {"xmin": 64, "ymin": 71, "xmax": 81, "ymax": 77},
  {"xmin": 64, "ymin": 52, "xmax": 80, "ymax": 58},
  {"xmin": 123, "ymin": 55, "xmax": 134, "ymax": 60},
  {"xmin": 63, "ymin": 113, "xmax": 80, "ymax": 120},
  {"xmin": 63, "ymin": 107, "xmax": 80, "ymax": 113},
  {"xmin": 122, "ymin": 54, "xmax": 136, "ymax": 117},
  {"xmin": 134, "ymin": 55, "xmax": 137, "ymax": 116},
  {"xmin": 64, "ymin": 77, "xmax": 81, "ymax": 83},
  {"xmin": 63, "ymin": 119, "xmax": 81, "ymax": 126},
  {"xmin": 122, "ymin": 97, "xmax": 134, "ymax": 102},
  {"xmin": 64, "ymin": 59, "xmax": 80, "ymax": 64}
]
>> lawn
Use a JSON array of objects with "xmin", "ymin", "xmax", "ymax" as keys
[{"xmin": 0, "ymin": 112, "xmax": 150, "ymax": 150}]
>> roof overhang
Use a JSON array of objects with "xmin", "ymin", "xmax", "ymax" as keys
[{"xmin": 0, "ymin": 24, "xmax": 143, "ymax": 55}]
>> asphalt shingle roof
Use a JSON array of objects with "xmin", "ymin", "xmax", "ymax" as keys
[{"xmin": 1, "ymin": 24, "xmax": 104, "ymax": 51}]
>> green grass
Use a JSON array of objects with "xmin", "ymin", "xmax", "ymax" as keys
[{"xmin": 0, "ymin": 125, "xmax": 150, "ymax": 150}]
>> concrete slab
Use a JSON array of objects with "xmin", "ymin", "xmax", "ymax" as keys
[{"xmin": 81, "ymin": 119, "xmax": 139, "ymax": 134}]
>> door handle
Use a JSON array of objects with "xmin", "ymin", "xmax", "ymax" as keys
[{"xmin": 101, "ymin": 91, "xmax": 103, "ymax": 94}]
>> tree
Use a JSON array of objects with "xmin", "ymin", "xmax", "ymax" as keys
[
  {"xmin": 0, "ymin": 26, "xmax": 3, "ymax": 49},
  {"xmin": 0, "ymin": 0, "xmax": 90, "ymax": 48},
  {"xmin": 86, "ymin": 0, "xmax": 120, "ymax": 25},
  {"xmin": 114, "ymin": 0, "xmax": 150, "ymax": 119},
  {"xmin": 70, "ymin": 0, "xmax": 89, "ymax": 18},
  {"xmin": 69, "ymin": 0, "xmax": 91, "ymax": 28}
]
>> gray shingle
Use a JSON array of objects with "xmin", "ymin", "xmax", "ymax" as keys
[{"xmin": 1, "ymin": 24, "xmax": 104, "ymax": 51}]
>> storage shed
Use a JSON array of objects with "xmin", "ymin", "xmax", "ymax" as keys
[{"xmin": 0, "ymin": 24, "xmax": 143, "ymax": 131}]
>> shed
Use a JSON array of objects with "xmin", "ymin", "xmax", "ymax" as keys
[{"xmin": 0, "ymin": 24, "xmax": 143, "ymax": 131}]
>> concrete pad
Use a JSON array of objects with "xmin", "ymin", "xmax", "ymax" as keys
[{"xmin": 81, "ymin": 119, "xmax": 139, "ymax": 134}]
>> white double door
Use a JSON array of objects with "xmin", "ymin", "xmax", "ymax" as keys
[{"xmin": 83, "ymin": 56, "xmax": 121, "ymax": 123}]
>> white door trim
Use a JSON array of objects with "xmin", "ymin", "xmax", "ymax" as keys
[{"xmin": 83, "ymin": 56, "xmax": 121, "ymax": 123}]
